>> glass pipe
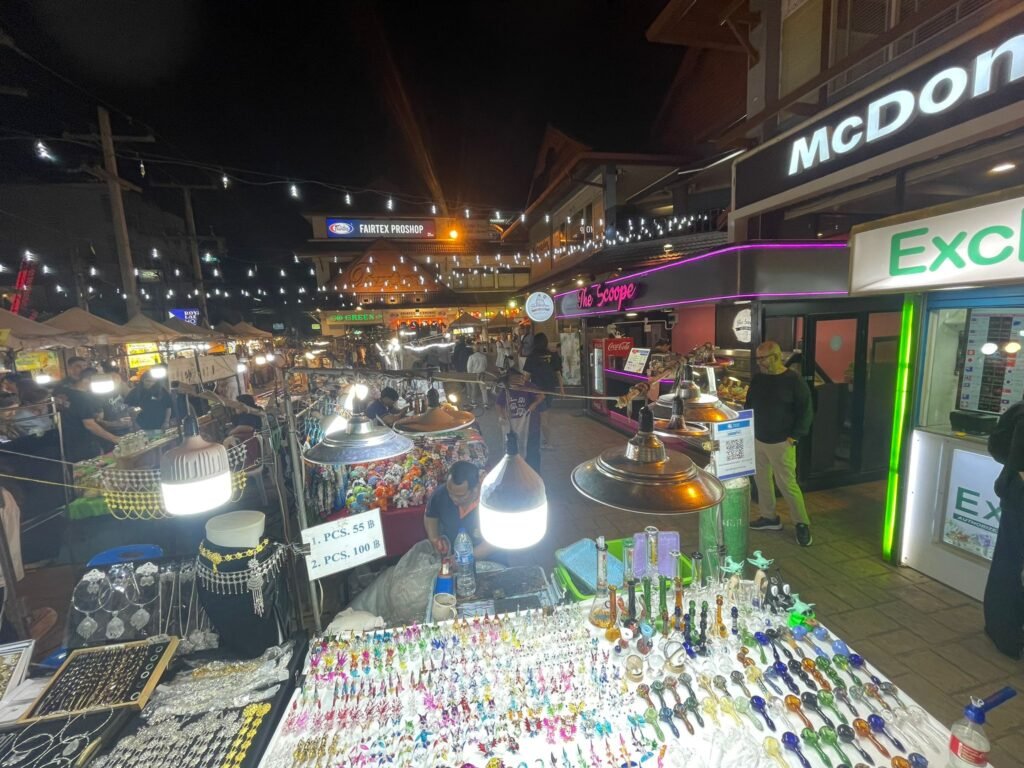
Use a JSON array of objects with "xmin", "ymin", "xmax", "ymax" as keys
[
  {"xmin": 789, "ymin": 658, "xmax": 818, "ymax": 690},
  {"xmin": 816, "ymin": 656, "xmax": 845, "ymax": 689},
  {"xmin": 678, "ymin": 673, "xmax": 697, "ymax": 700},
  {"xmin": 737, "ymin": 647, "xmax": 754, "ymax": 668},
  {"xmin": 698, "ymin": 673, "xmax": 718, "ymax": 702},
  {"xmin": 642, "ymin": 577, "xmax": 653, "ymax": 620},
  {"xmin": 819, "ymin": 726, "xmax": 851, "ymax": 766},
  {"xmin": 867, "ymin": 715, "xmax": 905, "ymax": 753},
  {"xmin": 784, "ymin": 694, "xmax": 814, "ymax": 729},
  {"xmin": 763, "ymin": 736, "xmax": 792, "ymax": 768},
  {"xmin": 754, "ymin": 632, "xmax": 772, "ymax": 664},
  {"xmin": 662, "ymin": 677, "xmax": 682, "ymax": 705},
  {"xmin": 801, "ymin": 691, "xmax": 835, "ymax": 727},
  {"xmin": 719, "ymin": 696, "xmax": 743, "ymax": 728},
  {"xmin": 702, "ymin": 697, "xmax": 721, "ymax": 727},
  {"xmin": 804, "ymin": 657, "xmax": 832, "ymax": 690},
  {"xmin": 791, "ymin": 625, "xmax": 826, "ymax": 657},
  {"xmin": 644, "ymin": 526, "xmax": 659, "ymax": 577},
  {"xmin": 864, "ymin": 682, "xmax": 893, "ymax": 713},
  {"xmin": 713, "ymin": 674, "xmax": 731, "ymax": 699},
  {"xmin": 637, "ymin": 684, "xmax": 656, "ymax": 710},
  {"xmin": 674, "ymin": 578, "xmax": 683, "ymax": 630},
  {"xmin": 879, "ymin": 681, "xmax": 907, "ymax": 710},
  {"xmin": 627, "ymin": 579, "xmax": 638, "ymax": 623},
  {"xmin": 906, "ymin": 705, "xmax": 951, "ymax": 748},
  {"xmin": 891, "ymin": 708, "xmax": 940, "ymax": 753},
  {"xmin": 892, "ymin": 758, "xmax": 910, "ymax": 768},
  {"xmin": 589, "ymin": 539, "xmax": 614, "ymax": 629},
  {"xmin": 853, "ymin": 717, "xmax": 891, "ymax": 758},
  {"xmin": 848, "ymin": 653, "xmax": 868, "ymax": 679},
  {"xmin": 763, "ymin": 666, "xmax": 786, "ymax": 696},
  {"xmin": 849, "ymin": 683, "xmax": 870, "ymax": 710},
  {"xmin": 781, "ymin": 732, "xmax": 813, "ymax": 768},
  {"xmin": 817, "ymin": 689, "xmax": 848, "ymax": 725},
  {"xmin": 747, "ymin": 665, "xmax": 771, "ymax": 696},
  {"xmin": 643, "ymin": 707, "xmax": 665, "ymax": 742},
  {"xmin": 779, "ymin": 627, "xmax": 806, "ymax": 659},
  {"xmin": 800, "ymin": 728, "xmax": 833, "ymax": 768},
  {"xmin": 657, "ymin": 703, "xmax": 679, "ymax": 738},
  {"xmin": 833, "ymin": 654, "xmax": 860, "ymax": 684},
  {"xmin": 908, "ymin": 753, "xmax": 928, "ymax": 768},
  {"xmin": 772, "ymin": 661, "xmax": 801, "ymax": 695},
  {"xmin": 766, "ymin": 628, "xmax": 793, "ymax": 661},
  {"xmin": 685, "ymin": 696, "xmax": 705, "ymax": 728},
  {"xmin": 733, "ymin": 696, "xmax": 763, "ymax": 731},
  {"xmin": 623, "ymin": 538, "xmax": 636, "ymax": 583},
  {"xmin": 751, "ymin": 695, "xmax": 776, "ymax": 731},
  {"xmin": 834, "ymin": 686, "xmax": 860, "ymax": 718},
  {"xmin": 730, "ymin": 670, "xmax": 753, "ymax": 698},
  {"xmin": 769, "ymin": 696, "xmax": 799, "ymax": 731},
  {"xmin": 836, "ymin": 723, "xmax": 873, "ymax": 763},
  {"xmin": 672, "ymin": 702, "xmax": 695, "ymax": 735}
]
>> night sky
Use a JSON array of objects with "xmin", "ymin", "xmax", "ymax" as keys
[{"xmin": 1, "ymin": 0, "xmax": 682, "ymax": 257}]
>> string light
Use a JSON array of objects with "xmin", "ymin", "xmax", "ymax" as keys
[
  {"xmin": 34, "ymin": 141, "xmax": 55, "ymax": 161},
  {"xmin": 387, "ymin": 197, "xmax": 394, "ymax": 211},
  {"xmin": 289, "ymin": 183, "xmax": 300, "ymax": 199},
  {"xmin": 345, "ymin": 192, "xmax": 352, "ymax": 206},
  {"xmin": 464, "ymin": 208, "xmax": 470, "ymax": 219},
  {"xmin": 139, "ymin": 158, "xmax": 146, "ymax": 177}
]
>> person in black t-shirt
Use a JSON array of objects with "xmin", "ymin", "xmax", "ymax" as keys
[
  {"xmin": 364, "ymin": 387, "xmax": 404, "ymax": 426},
  {"xmin": 62, "ymin": 369, "xmax": 121, "ymax": 461},
  {"xmin": 523, "ymin": 333, "xmax": 563, "ymax": 450},
  {"xmin": 125, "ymin": 372, "xmax": 173, "ymax": 431},
  {"xmin": 745, "ymin": 340, "xmax": 814, "ymax": 546}
]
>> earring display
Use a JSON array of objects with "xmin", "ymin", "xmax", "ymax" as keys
[
  {"xmin": 67, "ymin": 560, "xmax": 218, "ymax": 652},
  {"xmin": 21, "ymin": 638, "xmax": 177, "ymax": 723},
  {"xmin": 0, "ymin": 708, "xmax": 127, "ymax": 768},
  {"xmin": 90, "ymin": 642, "xmax": 294, "ymax": 768}
]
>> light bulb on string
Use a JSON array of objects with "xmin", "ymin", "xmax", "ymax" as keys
[
  {"xmin": 387, "ymin": 197, "xmax": 394, "ymax": 211},
  {"xmin": 345, "ymin": 192, "xmax": 352, "ymax": 206},
  {"xmin": 34, "ymin": 140, "xmax": 55, "ymax": 161},
  {"xmin": 289, "ymin": 183, "xmax": 300, "ymax": 199},
  {"xmin": 139, "ymin": 158, "xmax": 146, "ymax": 177},
  {"xmin": 221, "ymin": 173, "xmax": 229, "ymax": 189}
]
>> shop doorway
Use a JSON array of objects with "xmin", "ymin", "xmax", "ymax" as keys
[{"xmin": 802, "ymin": 311, "xmax": 901, "ymax": 488}]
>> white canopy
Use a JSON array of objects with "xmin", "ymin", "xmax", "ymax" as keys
[
  {"xmin": 122, "ymin": 313, "xmax": 183, "ymax": 342},
  {"xmin": 45, "ymin": 307, "xmax": 153, "ymax": 345},
  {"xmin": 0, "ymin": 308, "xmax": 82, "ymax": 350}
]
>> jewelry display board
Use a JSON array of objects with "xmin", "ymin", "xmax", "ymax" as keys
[
  {"xmin": 259, "ymin": 589, "xmax": 952, "ymax": 768},
  {"xmin": 91, "ymin": 641, "xmax": 299, "ymax": 768},
  {"xmin": 0, "ymin": 708, "xmax": 129, "ymax": 768},
  {"xmin": 68, "ymin": 560, "xmax": 218, "ymax": 652},
  {"xmin": 0, "ymin": 642, "xmax": 33, "ymax": 703},
  {"xmin": 21, "ymin": 637, "xmax": 178, "ymax": 723}
]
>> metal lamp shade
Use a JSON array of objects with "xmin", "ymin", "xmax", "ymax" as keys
[
  {"xmin": 683, "ymin": 394, "xmax": 738, "ymax": 423},
  {"xmin": 572, "ymin": 407, "xmax": 724, "ymax": 515},
  {"xmin": 304, "ymin": 414, "xmax": 413, "ymax": 465},
  {"xmin": 392, "ymin": 406, "xmax": 475, "ymax": 436},
  {"xmin": 479, "ymin": 432, "xmax": 547, "ymax": 549},
  {"xmin": 160, "ymin": 432, "xmax": 233, "ymax": 516}
]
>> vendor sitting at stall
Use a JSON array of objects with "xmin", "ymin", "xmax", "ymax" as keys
[
  {"xmin": 365, "ymin": 387, "xmax": 405, "ymax": 426},
  {"xmin": 424, "ymin": 461, "xmax": 495, "ymax": 560},
  {"xmin": 125, "ymin": 372, "xmax": 173, "ymax": 432}
]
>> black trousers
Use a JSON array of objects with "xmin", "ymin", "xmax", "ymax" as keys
[{"xmin": 984, "ymin": 472, "xmax": 1024, "ymax": 658}]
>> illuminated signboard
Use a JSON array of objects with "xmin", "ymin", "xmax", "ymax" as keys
[
  {"xmin": 169, "ymin": 308, "xmax": 200, "ymax": 325},
  {"xmin": 325, "ymin": 218, "xmax": 436, "ymax": 240},
  {"xmin": 328, "ymin": 312, "xmax": 384, "ymax": 324},
  {"xmin": 126, "ymin": 343, "xmax": 158, "ymax": 355},
  {"xmin": 577, "ymin": 280, "xmax": 643, "ymax": 311}
]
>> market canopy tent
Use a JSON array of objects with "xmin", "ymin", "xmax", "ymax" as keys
[
  {"xmin": 231, "ymin": 321, "xmax": 272, "ymax": 339},
  {"xmin": 163, "ymin": 316, "xmax": 224, "ymax": 341},
  {"xmin": 0, "ymin": 308, "xmax": 83, "ymax": 349},
  {"xmin": 45, "ymin": 307, "xmax": 153, "ymax": 345},
  {"xmin": 214, "ymin": 321, "xmax": 242, "ymax": 336},
  {"xmin": 447, "ymin": 313, "xmax": 481, "ymax": 330},
  {"xmin": 122, "ymin": 313, "xmax": 183, "ymax": 343}
]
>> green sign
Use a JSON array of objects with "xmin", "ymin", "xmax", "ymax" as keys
[
  {"xmin": 327, "ymin": 312, "xmax": 384, "ymax": 324},
  {"xmin": 851, "ymin": 195, "xmax": 1024, "ymax": 295}
]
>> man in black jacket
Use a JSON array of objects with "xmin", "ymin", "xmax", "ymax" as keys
[{"xmin": 745, "ymin": 340, "xmax": 815, "ymax": 546}]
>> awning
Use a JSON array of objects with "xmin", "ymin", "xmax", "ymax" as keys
[
  {"xmin": 0, "ymin": 308, "xmax": 83, "ymax": 350},
  {"xmin": 231, "ymin": 321, "xmax": 273, "ymax": 339},
  {"xmin": 163, "ymin": 317, "xmax": 225, "ymax": 341},
  {"xmin": 45, "ymin": 307, "xmax": 154, "ymax": 345},
  {"xmin": 122, "ymin": 313, "xmax": 183, "ymax": 342},
  {"xmin": 447, "ymin": 312, "xmax": 481, "ymax": 330}
]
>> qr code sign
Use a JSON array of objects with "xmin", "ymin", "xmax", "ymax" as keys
[{"xmin": 725, "ymin": 438, "xmax": 744, "ymax": 462}]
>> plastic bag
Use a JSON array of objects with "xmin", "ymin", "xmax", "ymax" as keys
[{"xmin": 349, "ymin": 539, "xmax": 440, "ymax": 626}]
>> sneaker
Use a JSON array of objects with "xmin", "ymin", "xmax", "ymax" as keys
[
  {"xmin": 749, "ymin": 516, "xmax": 782, "ymax": 531},
  {"xmin": 795, "ymin": 523, "xmax": 813, "ymax": 547}
]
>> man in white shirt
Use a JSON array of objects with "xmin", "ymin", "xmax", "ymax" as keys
[{"xmin": 466, "ymin": 344, "xmax": 489, "ymax": 407}]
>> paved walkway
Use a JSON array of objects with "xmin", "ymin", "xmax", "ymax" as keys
[{"xmin": 477, "ymin": 406, "xmax": 1024, "ymax": 765}]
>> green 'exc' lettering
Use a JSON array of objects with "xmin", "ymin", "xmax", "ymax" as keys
[
  {"xmin": 889, "ymin": 228, "xmax": 929, "ymax": 276},
  {"xmin": 968, "ymin": 225, "xmax": 1014, "ymax": 265}
]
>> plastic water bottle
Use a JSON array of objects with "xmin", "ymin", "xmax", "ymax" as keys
[
  {"xmin": 453, "ymin": 528, "xmax": 476, "ymax": 599},
  {"xmin": 947, "ymin": 687, "xmax": 1016, "ymax": 767}
]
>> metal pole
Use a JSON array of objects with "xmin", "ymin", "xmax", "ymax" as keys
[
  {"xmin": 181, "ymin": 188, "xmax": 211, "ymax": 328},
  {"xmin": 283, "ymin": 372, "xmax": 322, "ymax": 632},
  {"xmin": 97, "ymin": 106, "xmax": 140, "ymax": 318},
  {"xmin": 0, "ymin": 496, "xmax": 29, "ymax": 639}
]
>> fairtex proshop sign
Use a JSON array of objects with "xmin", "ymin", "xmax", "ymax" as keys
[
  {"xmin": 850, "ymin": 192, "xmax": 1024, "ymax": 295},
  {"xmin": 576, "ymin": 280, "xmax": 643, "ymax": 311},
  {"xmin": 325, "ymin": 218, "xmax": 436, "ymax": 240},
  {"xmin": 735, "ymin": 28, "xmax": 1024, "ymax": 208}
]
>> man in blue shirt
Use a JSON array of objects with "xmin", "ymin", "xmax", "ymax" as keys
[
  {"xmin": 364, "ymin": 387, "xmax": 404, "ymax": 426},
  {"xmin": 424, "ymin": 461, "xmax": 496, "ymax": 560}
]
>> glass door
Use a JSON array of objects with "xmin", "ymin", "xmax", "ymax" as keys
[{"xmin": 802, "ymin": 311, "xmax": 901, "ymax": 485}]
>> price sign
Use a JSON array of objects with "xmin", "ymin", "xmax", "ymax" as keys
[
  {"xmin": 623, "ymin": 348, "xmax": 651, "ymax": 374},
  {"xmin": 301, "ymin": 508, "xmax": 385, "ymax": 580},
  {"xmin": 710, "ymin": 410, "xmax": 756, "ymax": 480}
]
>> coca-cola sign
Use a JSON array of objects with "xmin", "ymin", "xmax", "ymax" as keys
[
  {"xmin": 577, "ymin": 280, "xmax": 642, "ymax": 311},
  {"xmin": 605, "ymin": 338, "xmax": 634, "ymax": 357}
]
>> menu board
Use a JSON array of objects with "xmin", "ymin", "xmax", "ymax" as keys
[{"xmin": 958, "ymin": 308, "xmax": 1024, "ymax": 414}]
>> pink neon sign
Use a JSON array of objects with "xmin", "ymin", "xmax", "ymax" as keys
[{"xmin": 577, "ymin": 280, "xmax": 641, "ymax": 311}]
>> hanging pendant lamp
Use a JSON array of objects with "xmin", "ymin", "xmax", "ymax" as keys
[
  {"xmin": 479, "ymin": 431, "xmax": 547, "ymax": 549},
  {"xmin": 392, "ymin": 387, "xmax": 475, "ymax": 436},
  {"xmin": 305, "ymin": 412, "xmax": 413, "ymax": 465},
  {"xmin": 656, "ymin": 380, "xmax": 737, "ymax": 424},
  {"xmin": 572, "ymin": 406, "xmax": 724, "ymax": 515},
  {"xmin": 90, "ymin": 374, "xmax": 117, "ymax": 395},
  {"xmin": 160, "ymin": 415, "xmax": 233, "ymax": 516},
  {"xmin": 653, "ymin": 391, "xmax": 710, "ymax": 439}
]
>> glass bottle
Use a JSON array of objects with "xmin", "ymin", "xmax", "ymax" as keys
[
  {"xmin": 644, "ymin": 526, "xmax": 659, "ymax": 577},
  {"xmin": 603, "ymin": 586, "xmax": 620, "ymax": 641}
]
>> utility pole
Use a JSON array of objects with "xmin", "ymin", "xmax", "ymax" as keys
[
  {"xmin": 152, "ymin": 183, "xmax": 214, "ymax": 327},
  {"xmin": 98, "ymin": 106, "xmax": 140, "ymax": 318}
]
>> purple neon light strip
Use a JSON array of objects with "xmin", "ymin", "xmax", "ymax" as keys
[
  {"xmin": 604, "ymin": 368, "xmax": 675, "ymax": 383},
  {"xmin": 558, "ymin": 289, "xmax": 848, "ymax": 319},
  {"xmin": 554, "ymin": 241, "xmax": 847, "ymax": 300}
]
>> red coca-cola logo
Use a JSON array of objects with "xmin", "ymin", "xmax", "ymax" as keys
[
  {"xmin": 577, "ymin": 280, "xmax": 642, "ymax": 311},
  {"xmin": 605, "ymin": 339, "xmax": 634, "ymax": 356}
]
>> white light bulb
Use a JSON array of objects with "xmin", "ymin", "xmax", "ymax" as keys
[
  {"xmin": 222, "ymin": 173, "xmax": 229, "ymax": 188},
  {"xmin": 290, "ymin": 183, "xmax": 299, "ymax": 198},
  {"xmin": 354, "ymin": 383, "xmax": 369, "ymax": 400}
]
